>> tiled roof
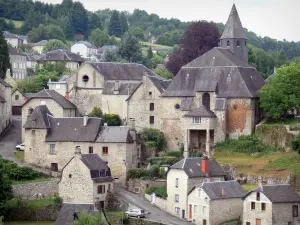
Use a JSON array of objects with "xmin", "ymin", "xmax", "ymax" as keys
[
  {"xmin": 184, "ymin": 105, "xmax": 217, "ymax": 118},
  {"xmin": 169, "ymin": 157, "xmax": 226, "ymax": 178},
  {"xmin": 26, "ymin": 89, "xmax": 76, "ymax": 109},
  {"xmin": 220, "ymin": 4, "xmax": 247, "ymax": 39},
  {"xmin": 96, "ymin": 126, "xmax": 133, "ymax": 143},
  {"xmin": 38, "ymin": 49, "xmax": 84, "ymax": 62},
  {"xmin": 24, "ymin": 105, "xmax": 53, "ymax": 129}
]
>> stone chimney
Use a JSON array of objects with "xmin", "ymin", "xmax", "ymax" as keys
[
  {"xmin": 114, "ymin": 81, "xmax": 119, "ymax": 95},
  {"xmin": 65, "ymin": 92, "xmax": 70, "ymax": 100},
  {"xmin": 201, "ymin": 155, "xmax": 209, "ymax": 175},
  {"xmin": 83, "ymin": 114, "xmax": 88, "ymax": 126},
  {"xmin": 74, "ymin": 146, "xmax": 82, "ymax": 159},
  {"xmin": 128, "ymin": 118, "xmax": 136, "ymax": 142}
]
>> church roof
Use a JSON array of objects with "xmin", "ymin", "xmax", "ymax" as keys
[
  {"xmin": 220, "ymin": 4, "xmax": 247, "ymax": 39},
  {"xmin": 163, "ymin": 48, "xmax": 265, "ymax": 98},
  {"xmin": 184, "ymin": 105, "xmax": 216, "ymax": 118}
]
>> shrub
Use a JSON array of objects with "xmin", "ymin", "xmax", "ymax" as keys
[
  {"xmin": 145, "ymin": 186, "xmax": 167, "ymax": 198},
  {"xmin": 139, "ymin": 128, "xmax": 166, "ymax": 152},
  {"xmin": 166, "ymin": 151, "xmax": 183, "ymax": 157},
  {"xmin": 292, "ymin": 134, "xmax": 300, "ymax": 154},
  {"xmin": 103, "ymin": 113, "xmax": 122, "ymax": 126},
  {"xmin": 128, "ymin": 165, "xmax": 164, "ymax": 179},
  {"xmin": 9, "ymin": 166, "xmax": 41, "ymax": 181},
  {"xmin": 149, "ymin": 157, "xmax": 182, "ymax": 166},
  {"xmin": 88, "ymin": 107, "xmax": 103, "ymax": 118},
  {"xmin": 54, "ymin": 196, "xmax": 63, "ymax": 207}
]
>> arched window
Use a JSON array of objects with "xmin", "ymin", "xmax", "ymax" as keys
[
  {"xmin": 227, "ymin": 40, "xmax": 230, "ymax": 46},
  {"xmin": 237, "ymin": 40, "xmax": 240, "ymax": 47},
  {"xmin": 202, "ymin": 93, "xmax": 210, "ymax": 109}
]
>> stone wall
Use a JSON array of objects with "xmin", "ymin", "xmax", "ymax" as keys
[
  {"xmin": 128, "ymin": 179, "xmax": 166, "ymax": 197},
  {"xmin": 12, "ymin": 180, "xmax": 58, "ymax": 200},
  {"xmin": 129, "ymin": 218, "xmax": 169, "ymax": 225},
  {"xmin": 145, "ymin": 194, "xmax": 167, "ymax": 211}
]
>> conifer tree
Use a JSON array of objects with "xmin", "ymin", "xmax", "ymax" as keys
[
  {"xmin": 119, "ymin": 12, "xmax": 129, "ymax": 34},
  {"xmin": 0, "ymin": 31, "xmax": 10, "ymax": 79},
  {"xmin": 108, "ymin": 10, "xmax": 122, "ymax": 37}
]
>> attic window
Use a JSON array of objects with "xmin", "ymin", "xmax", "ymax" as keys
[{"xmin": 82, "ymin": 75, "xmax": 89, "ymax": 83}]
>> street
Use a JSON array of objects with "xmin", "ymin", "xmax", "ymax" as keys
[
  {"xmin": 114, "ymin": 186, "xmax": 192, "ymax": 225},
  {"xmin": 0, "ymin": 115, "xmax": 22, "ymax": 163}
]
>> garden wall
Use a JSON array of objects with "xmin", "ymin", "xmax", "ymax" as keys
[
  {"xmin": 128, "ymin": 179, "xmax": 166, "ymax": 197},
  {"xmin": 13, "ymin": 180, "xmax": 59, "ymax": 200},
  {"xmin": 145, "ymin": 194, "xmax": 167, "ymax": 211}
]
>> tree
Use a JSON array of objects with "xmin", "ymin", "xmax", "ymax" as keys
[
  {"xmin": 260, "ymin": 63, "xmax": 300, "ymax": 118},
  {"xmin": 43, "ymin": 39, "xmax": 67, "ymax": 53},
  {"xmin": 71, "ymin": 1, "xmax": 88, "ymax": 35},
  {"xmin": 45, "ymin": 24, "xmax": 65, "ymax": 41},
  {"xmin": 154, "ymin": 67, "xmax": 174, "ymax": 79},
  {"xmin": 28, "ymin": 24, "xmax": 65, "ymax": 43},
  {"xmin": 108, "ymin": 10, "xmax": 122, "ymax": 37},
  {"xmin": 119, "ymin": 33, "xmax": 143, "ymax": 63},
  {"xmin": 151, "ymin": 54, "xmax": 164, "ymax": 69},
  {"xmin": 104, "ymin": 50, "xmax": 119, "ymax": 62},
  {"xmin": 89, "ymin": 29, "xmax": 109, "ymax": 48},
  {"xmin": 0, "ymin": 158, "xmax": 13, "ymax": 217},
  {"xmin": 0, "ymin": 31, "xmax": 10, "ymax": 79},
  {"xmin": 88, "ymin": 13, "xmax": 102, "ymax": 33},
  {"xmin": 88, "ymin": 106, "xmax": 103, "ymax": 118},
  {"xmin": 147, "ymin": 46, "xmax": 153, "ymax": 59},
  {"xmin": 133, "ymin": 27, "xmax": 144, "ymax": 40},
  {"xmin": 103, "ymin": 113, "xmax": 122, "ymax": 126},
  {"xmin": 276, "ymin": 49, "xmax": 288, "ymax": 67},
  {"xmin": 119, "ymin": 12, "xmax": 129, "ymax": 34},
  {"xmin": 166, "ymin": 21, "xmax": 220, "ymax": 75}
]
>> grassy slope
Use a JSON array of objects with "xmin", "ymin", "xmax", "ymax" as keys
[
  {"xmin": 6, "ymin": 197, "xmax": 56, "ymax": 210},
  {"xmin": 3, "ymin": 18, "xmax": 23, "ymax": 29}
]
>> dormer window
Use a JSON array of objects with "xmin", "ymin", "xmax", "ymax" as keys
[
  {"xmin": 237, "ymin": 40, "xmax": 240, "ymax": 47},
  {"xmin": 227, "ymin": 40, "xmax": 230, "ymax": 46}
]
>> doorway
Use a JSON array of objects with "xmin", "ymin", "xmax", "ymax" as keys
[
  {"xmin": 182, "ymin": 209, "xmax": 185, "ymax": 219},
  {"xmin": 256, "ymin": 219, "xmax": 261, "ymax": 225}
]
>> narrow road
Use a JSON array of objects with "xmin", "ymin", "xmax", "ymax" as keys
[{"xmin": 114, "ymin": 186, "xmax": 192, "ymax": 225}]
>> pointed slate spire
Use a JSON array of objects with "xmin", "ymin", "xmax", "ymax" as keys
[{"xmin": 220, "ymin": 4, "xmax": 247, "ymax": 39}]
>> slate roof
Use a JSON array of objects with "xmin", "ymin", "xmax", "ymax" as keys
[
  {"xmin": 24, "ymin": 105, "xmax": 53, "ymax": 129},
  {"xmin": 90, "ymin": 62, "xmax": 147, "ymax": 81},
  {"xmin": 38, "ymin": 49, "xmax": 84, "ymax": 62},
  {"xmin": 54, "ymin": 203, "xmax": 96, "ymax": 225},
  {"xmin": 24, "ymin": 89, "xmax": 76, "ymax": 109},
  {"xmin": 32, "ymin": 40, "xmax": 48, "ymax": 46},
  {"xmin": 45, "ymin": 116, "xmax": 102, "ymax": 142},
  {"xmin": 59, "ymin": 75, "xmax": 72, "ymax": 82},
  {"xmin": 193, "ymin": 181, "xmax": 247, "ymax": 199},
  {"xmin": 75, "ymin": 41, "xmax": 97, "ymax": 49},
  {"xmin": 12, "ymin": 88, "xmax": 26, "ymax": 97},
  {"xmin": 184, "ymin": 105, "xmax": 217, "ymax": 118},
  {"xmin": 148, "ymin": 75, "xmax": 172, "ymax": 93},
  {"xmin": 0, "ymin": 78, "xmax": 12, "ymax": 87},
  {"xmin": 3, "ymin": 31, "xmax": 18, "ymax": 39},
  {"xmin": 102, "ymin": 81, "xmax": 141, "ymax": 95},
  {"xmin": 169, "ymin": 157, "xmax": 226, "ymax": 178},
  {"xmin": 25, "ymin": 93, "xmax": 36, "ymax": 98},
  {"xmin": 220, "ymin": 4, "xmax": 247, "ymax": 40},
  {"xmin": 24, "ymin": 52, "xmax": 39, "ymax": 61},
  {"xmin": 246, "ymin": 184, "xmax": 300, "ymax": 203},
  {"xmin": 163, "ymin": 48, "xmax": 265, "ymax": 98},
  {"xmin": 96, "ymin": 126, "xmax": 133, "ymax": 143}
]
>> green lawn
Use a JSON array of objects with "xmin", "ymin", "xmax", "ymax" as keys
[
  {"xmin": 4, "ymin": 222, "xmax": 53, "ymax": 225},
  {"xmin": 3, "ymin": 18, "xmax": 23, "ymax": 29},
  {"xmin": 7, "ymin": 197, "xmax": 56, "ymax": 210},
  {"xmin": 14, "ymin": 151, "xmax": 24, "ymax": 162},
  {"xmin": 140, "ymin": 41, "xmax": 171, "ymax": 49},
  {"xmin": 263, "ymin": 118, "xmax": 300, "ymax": 126},
  {"xmin": 12, "ymin": 177, "xmax": 54, "ymax": 185}
]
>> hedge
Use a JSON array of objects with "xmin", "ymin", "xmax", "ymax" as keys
[{"xmin": 145, "ymin": 186, "xmax": 167, "ymax": 198}]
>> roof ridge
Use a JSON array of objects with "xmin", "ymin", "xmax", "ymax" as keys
[{"xmin": 44, "ymin": 89, "xmax": 52, "ymax": 97}]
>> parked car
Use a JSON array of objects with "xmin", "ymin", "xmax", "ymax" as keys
[
  {"xmin": 16, "ymin": 143, "xmax": 25, "ymax": 151},
  {"xmin": 125, "ymin": 208, "xmax": 145, "ymax": 218}
]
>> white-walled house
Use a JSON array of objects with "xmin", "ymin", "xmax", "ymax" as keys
[
  {"xmin": 71, "ymin": 41, "xmax": 98, "ymax": 58},
  {"xmin": 243, "ymin": 184, "xmax": 300, "ymax": 225},
  {"xmin": 188, "ymin": 180, "xmax": 247, "ymax": 225},
  {"xmin": 58, "ymin": 147, "xmax": 114, "ymax": 209},
  {"xmin": 166, "ymin": 157, "xmax": 226, "ymax": 219}
]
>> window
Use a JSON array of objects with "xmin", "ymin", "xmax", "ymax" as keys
[
  {"xmin": 50, "ymin": 144, "xmax": 56, "ymax": 154},
  {"xmin": 40, "ymin": 100, "xmax": 46, "ymax": 105},
  {"xmin": 175, "ymin": 104, "xmax": 180, "ymax": 109},
  {"xmin": 32, "ymin": 130, "xmax": 35, "ymax": 135},
  {"xmin": 261, "ymin": 203, "xmax": 266, "ymax": 211},
  {"xmin": 149, "ymin": 116, "xmax": 154, "ymax": 124},
  {"xmin": 149, "ymin": 91, "xmax": 152, "ymax": 96},
  {"xmin": 251, "ymin": 202, "xmax": 255, "ymax": 210},
  {"xmin": 193, "ymin": 117, "xmax": 201, "ymax": 124},
  {"xmin": 51, "ymin": 163, "xmax": 58, "ymax": 172},
  {"xmin": 202, "ymin": 92, "xmax": 210, "ymax": 109},
  {"xmin": 108, "ymin": 184, "xmax": 111, "ymax": 191},
  {"xmin": 175, "ymin": 207, "xmax": 180, "ymax": 214},
  {"xmin": 246, "ymin": 223, "xmax": 250, "ymax": 225},
  {"xmin": 227, "ymin": 40, "xmax": 230, "ymax": 46},
  {"xmin": 293, "ymin": 205, "xmax": 298, "ymax": 217},
  {"xmin": 97, "ymin": 185, "xmax": 106, "ymax": 194},
  {"xmin": 237, "ymin": 40, "xmax": 240, "ymax": 47},
  {"xmin": 102, "ymin": 146, "xmax": 108, "ymax": 155},
  {"xmin": 82, "ymin": 75, "xmax": 89, "ymax": 82},
  {"xmin": 15, "ymin": 95, "xmax": 19, "ymax": 100},
  {"xmin": 146, "ymin": 184, "xmax": 149, "ymax": 188},
  {"xmin": 194, "ymin": 205, "xmax": 199, "ymax": 213},
  {"xmin": 175, "ymin": 194, "xmax": 179, "ymax": 202},
  {"xmin": 256, "ymin": 192, "xmax": 260, "ymax": 201},
  {"xmin": 175, "ymin": 178, "xmax": 179, "ymax": 187},
  {"xmin": 89, "ymin": 146, "xmax": 93, "ymax": 154},
  {"xmin": 203, "ymin": 219, "xmax": 207, "ymax": 225},
  {"xmin": 149, "ymin": 103, "xmax": 154, "ymax": 111}
]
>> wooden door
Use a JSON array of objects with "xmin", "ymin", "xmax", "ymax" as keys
[
  {"xmin": 256, "ymin": 219, "xmax": 261, "ymax": 225},
  {"xmin": 189, "ymin": 204, "xmax": 192, "ymax": 219}
]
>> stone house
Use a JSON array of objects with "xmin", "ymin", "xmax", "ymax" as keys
[
  {"xmin": 31, "ymin": 40, "xmax": 48, "ymax": 54},
  {"xmin": 47, "ymin": 75, "xmax": 71, "ymax": 97},
  {"xmin": 37, "ymin": 49, "xmax": 84, "ymax": 71},
  {"xmin": 166, "ymin": 156, "xmax": 226, "ymax": 219},
  {"xmin": 243, "ymin": 184, "xmax": 300, "ymax": 225},
  {"xmin": 188, "ymin": 180, "xmax": 247, "ymax": 224},
  {"xmin": 0, "ymin": 78, "xmax": 12, "ymax": 135},
  {"xmin": 3, "ymin": 31, "xmax": 23, "ymax": 48},
  {"xmin": 21, "ymin": 89, "xmax": 76, "ymax": 141},
  {"xmin": 71, "ymin": 41, "xmax": 98, "ymax": 58},
  {"xmin": 23, "ymin": 105, "xmax": 139, "ymax": 184},
  {"xmin": 58, "ymin": 146, "xmax": 113, "ymax": 209},
  {"xmin": 11, "ymin": 88, "xmax": 35, "ymax": 115},
  {"xmin": 9, "ymin": 49, "xmax": 27, "ymax": 80},
  {"xmin": 24, "ymin": 52, "xmax": 39, "ymax": 70}
]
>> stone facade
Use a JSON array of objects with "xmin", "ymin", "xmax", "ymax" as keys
[
  {"xmin": 0, "ymin": 79, "xmax": 12, "ymax": 135},
  {"xmin": 12, "ymin": 89, "xmax": 26, "ymax": 107},
  {"xmin": 128, "ymin": 179, "xmax": 166, "ymax": 197},
  {"xmin": 10, "ymin": 52, "xmax": 27, "ymax": 80}
]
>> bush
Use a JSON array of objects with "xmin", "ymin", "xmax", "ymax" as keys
[
  {"xmin": 103, "ymin": 113, "xmax": 122, "ymax": 126},
  {"xmin": 9, "ymin": 166, "xmax": 41, "ymax": 181},
  {"xmin": 54, "ymin": 196, "xmax": 63, "ymax": 207},
  {"xmin": 139, "ymin": 128, "xmax": 166, "ymax": 152},
  {"xmin": 149, "ymin": 157, "xmax": 182, "ymax": 166},
  {"xmin": 166, "ymin": 151, "xmax": 183, "ymax": 157},
  {"xmin": 128, "ymin": 165, "xmax": 164, "ymax": 179},
  {"xmin": 145, "ymin": 186, "xmax": 167, "ymax": 198},
  {"xmin": 88, "ymin": 107, "xmax": 103, "ymax": 118},
  {"xmin": 292, "ymin": 134, "xmax": 300, "ymax": 154}
]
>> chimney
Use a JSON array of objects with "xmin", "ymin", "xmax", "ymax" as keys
[
  {"xmin": 83, "ymin": 114, "xmax": 88, "ymax": 126},
  {"xmin": 65, "ymin": 92, "xmax": 70, "ymax": 100},
  {"xmin": 201, "ymin": 155, "xmax": 209, "ymax": 175},
  {"xmin": 74, "ymin": 146, "xmax": 82, "ymax": 159},
  {"xmin": 24, "ymin": 97, "xmax": 28, "ymax": 102},
  {"xmin": 114, "ymin": 81, "xmax": 119, "ymax": 95}
]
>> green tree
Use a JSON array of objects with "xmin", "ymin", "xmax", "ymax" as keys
[
  {"xmin": 276, "ymin": 49, "xmax": 288, "ymax": 67},
  {"xmin": 71, "ymin": 1, "xmax": 88, "ymax": 35},
  {"xmin": 147, "ymin": 46, "xmax": 153, "ymax": 59},
  {"xmin": 139, "ymin": 128, "xmax": 166, "ymax": 153},
  {"xmin": 108, "ymin": 10, "xmax": 122, "ymax": 37},
  {"xmin": 45, "ymin": 24, "xmax": 65, "ymax": 41},
  {"xmin": 120, "ymin": 12, "xmax": 129, "ymax": 34},
  {"xmin": 104, "ymin": 50, "xmax": 119, "ymax": 62},
  {"xmin": 88, "ymin": 13, "xmax": 102, "ymax": 33},
  {"xmin": 119, "ymin": 33, "xmax": 143, "ymax": 63},
  {"xmin": 151, "ymin": 54, "xmax": 164, "ymax": 69},
  {"xmin": 88, "ymin": 106, "xmax": 103, "ymax": 118},
  {"xmin": 43, "ymin": 39, "xmax": 67, "ymax": 53},
  {"xmin": 133, "ymin": 27, "xmax": 144, "ymax": 40},
  {"xmin": 154, "ymin": 67, "xmax": 174, "ymax": 79},
  {"xmin": 0, "ymin": 31, "xmax": 10, "ymax": 79},
  {"xmin": 103, "ymin": 113, "xmax": 122, "ymax": 126},
  {"xmin": 0, "ymin": 158, "xmax": 13, "ymax": 216},
  {"xmin": 89, "ymin": 28, "xmax": 109, "ymax": 47},
  {"xmin": 260, "ymin": 63, "xmax": 300, "ymax": 118}
]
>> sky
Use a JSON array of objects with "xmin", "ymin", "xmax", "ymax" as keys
[{"xmin": 39, "ymin": 0, "xmax": 300, "ymax": 42}]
